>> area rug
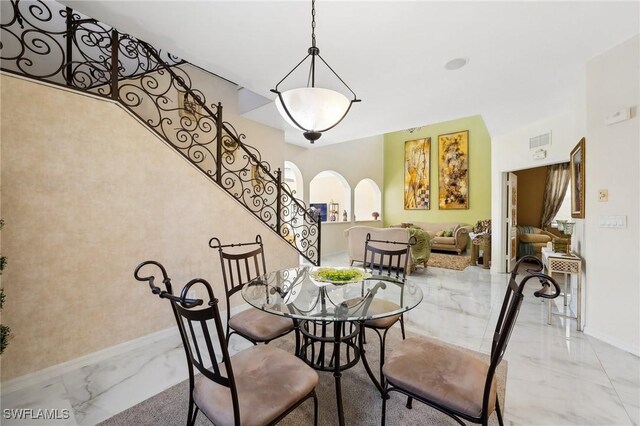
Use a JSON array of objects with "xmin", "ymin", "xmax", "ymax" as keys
[
  {"xmin": 99, "ymin": 330, "xmax": 506, "ymax": 426},
  {"xmin": 427, "ymin": 252, "xmax": 472, "ymax": 270}
]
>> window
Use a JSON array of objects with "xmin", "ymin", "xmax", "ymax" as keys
[{"xmin": 551, "ymin": 189, "xmax": 572, "ymax": 227}]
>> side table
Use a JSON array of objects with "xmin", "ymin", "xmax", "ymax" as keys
[
  {"xmin": 541, "ymin": 248, "xmax": 583, "ymax": 331},
  {"xmin": 470, "ymin": 235, "xmax": 491, "ymax": 269}
]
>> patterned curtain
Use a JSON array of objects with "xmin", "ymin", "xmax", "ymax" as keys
[{"xmin": 540, "ymin": 162, "xmax": 570, "ymax": 228}]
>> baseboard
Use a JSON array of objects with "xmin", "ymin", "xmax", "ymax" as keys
[
  {"xmin": 0, "ymin": 304, "xmax": 251, "ymax": 396},
  {"xmin": 583, "ymin": 326, "xmax": 640, "ymax": 357},
  {"xmin": 0, "ymin": 326, "xmax": 177, "ymax": 396}
]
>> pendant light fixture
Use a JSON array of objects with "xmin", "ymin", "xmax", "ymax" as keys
[{"xmin": 271, "ymin": 0, "xmax": 360, "ymax": 144}]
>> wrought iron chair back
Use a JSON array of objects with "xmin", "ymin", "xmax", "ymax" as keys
[
  {"xmin": 381, "ymin": 254, "xmax": 561, "ymax": 425},
  {"xmin": 362, "ymin": 233, "xmax": 416, "ymax": 280},
  {"xmin": 475, "ymin": 255, "xmax": 560, "ymax": 424},
  {"xmin": 209, "ymin": 234, "xmax": 297, "ymax": 350},
  {"xmin": 495, "ymin": 257, "xmax": 558, "ymax": 358},
  {"xmin": 134, "ymin": 261, "xmax": 240, "ymax": 425},
  {"xmin": 360, "ymin": 233, "xmax": 417, "ymax": 394},
  {"xmin": 209, "ymin": 235, "xmax": 267, "ymax": 326}
]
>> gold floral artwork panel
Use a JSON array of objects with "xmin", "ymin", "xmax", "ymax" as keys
[
  {"xmin": 404, "ymin": 138, "xmax": 431, "ymax": 209},
  {"xmin": 438, "ymin": 130, "xmax": 469, "ymax": 210}
]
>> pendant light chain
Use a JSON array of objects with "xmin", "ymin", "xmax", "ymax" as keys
[{"xmin": 311, "ymin": 0, "xmax": 316, "ymax": 48}]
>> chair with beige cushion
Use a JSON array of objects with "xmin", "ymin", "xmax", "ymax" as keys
[
  {"xmin": 209, "ymin": 235, "xmax": 297, "ymax": 349},
  {"xmin": 381, "ymin": 256, "xmax": 561, "ymax": 426},
  {"xmin": 360, "ymin": 233, "xmax": 414, "ymax": 390},
  {"xmin": 135, "ymin": 261, "xmax": 318, "ymax": 426},
  {"xmin": 516, "ymin": 226, "xmax": 554, "ymax": 259},
  {"xmin": 345, "ymin": 226, "xmax": 417, "ymax": 273}
]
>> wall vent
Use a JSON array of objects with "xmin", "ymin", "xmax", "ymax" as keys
[{"xmin": 529, "ymin": 131, "xmax": 551, "ymax": 149}]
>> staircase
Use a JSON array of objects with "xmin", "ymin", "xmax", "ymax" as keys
[{"xmin": 0, "ymin": 0, "xmax": 321, "ymax": 265}]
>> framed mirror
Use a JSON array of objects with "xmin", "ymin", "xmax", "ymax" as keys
[{"xmin": 570, "ymin": 138, "xmax": 585, "ymax": 218}]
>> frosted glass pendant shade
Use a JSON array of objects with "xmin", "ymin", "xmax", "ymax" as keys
[{"xmin": 275, "ymin": 87, "xmax": 351, "ymax": 133}]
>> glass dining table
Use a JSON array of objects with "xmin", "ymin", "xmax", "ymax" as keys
[{"xmin": 241, "ymin": 266, "xmax": 424, "ymax": 426}]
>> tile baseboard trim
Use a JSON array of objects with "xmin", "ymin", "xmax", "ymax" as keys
[
  {"xmin": 583, "ymin": 326, "xmax": 640, "ymax": 357},
  {"xmin": 0, "ymin": 304, "xmax": 250, "ymax": 396},
  {"xmin": 0, "ymin": 326, "xmax": 177, "ymax": 396}
]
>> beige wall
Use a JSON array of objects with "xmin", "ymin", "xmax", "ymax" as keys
[
  {"xmin": 491, "ymin": 111, "xmax": 581, "ymax": 272},
  {"xmin": 0, "ymin": 75, "xmax": 298, "ymax": 380},
  {"xmin": 584, "ymin": 35, "xmax": 639, "ymax": 354},
  {"xmin": 513, "ymin": 166, "xmax": 547, "ymax": 228},
  {"xmin": 491, "ymin": 34, "xmax": 640, "ymax": 355},
  {"xmin": 285, "ymin": 135, "xmax": 384, "ymax": 257}
]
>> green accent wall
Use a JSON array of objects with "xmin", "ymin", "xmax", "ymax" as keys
[{"xmin": 383, "ymin": 115, "xmax": 491, "ymax": 227}]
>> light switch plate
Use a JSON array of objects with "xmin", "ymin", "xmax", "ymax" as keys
[
  {"xmin": 598, "ymin": 189, "xmax": 608, "ymax": 202},
  {"xmin": 599, "ymin": 215, "xmax": 627, "ymax": 228}
]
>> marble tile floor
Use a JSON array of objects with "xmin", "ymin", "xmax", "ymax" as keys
[{"xmin": 2, "ymin": 252, "xmax": 638, "ymax": 425}]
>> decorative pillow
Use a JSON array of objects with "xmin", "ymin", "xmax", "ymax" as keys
[
  {"xmin": 473, "ymin": 219, "xmax": 492, "ymax": 234},
  {"xmin": 444, "ymin": 228, "xmax": 453, "ymax": 237},
  {"xmin": 436, "ymin": 230, "xmax": 445, "ymax": 237}
]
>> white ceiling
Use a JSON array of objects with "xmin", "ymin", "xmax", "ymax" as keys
[{"xmin": 62, "ymin": 1, "xmax": 639, "ymax": 147}]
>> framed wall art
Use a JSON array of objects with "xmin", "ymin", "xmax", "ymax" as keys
[
  {"xmin": 404, "ymin": 137, "xmax": 431, "ymax": 209},
  {"xmin": 570, "ymin": 137, "xmax": 585, "ymax": 218},
  {"xmin": 309, "ymin": 203, "xmax": 328, "ymax": 222},
  {"xmin": 178, "ymin": 90, "xmax": 202, "ymax": 121},
  {"xmin": 438, "ymin": 130, "xmax": 469, "ymax": 210}
]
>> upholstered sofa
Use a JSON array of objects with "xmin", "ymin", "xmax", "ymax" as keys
[
  {"xmin": 408, "ymin": 222, "xmax": 472, "ymax": 254},
  {"xmin": 344, "ymin": 226, "xmax": 428, "ymax": 274},
  {"xmin": 516, "ymin": 226, "xmax": 554, "ymax": 259}
]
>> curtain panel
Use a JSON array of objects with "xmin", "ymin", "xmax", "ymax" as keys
[{"xmin": 540, "ymin": 162, "xmax": 570, "ymax": 228}]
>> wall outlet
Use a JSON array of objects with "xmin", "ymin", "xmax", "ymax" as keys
[{"xmin": 598, "ymin": 189, "xmax": 608, "ymax": 202}]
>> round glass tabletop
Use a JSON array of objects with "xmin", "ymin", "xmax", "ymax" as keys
[{"xmin": 241, "ymin": 266, "xmax": 423, "ymax": 322}]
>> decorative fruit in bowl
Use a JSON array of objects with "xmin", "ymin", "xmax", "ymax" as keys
[{"xmin": 310, "ymin": 268, "xmax": 371, "ymax": 285}]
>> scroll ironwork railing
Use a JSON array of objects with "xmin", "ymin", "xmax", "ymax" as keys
[{"xmin": 0, "ymin": 0, "xmax": 321, "ymax": 265}]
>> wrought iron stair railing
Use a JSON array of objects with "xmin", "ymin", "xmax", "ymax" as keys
[{"xmin": 0, "ymin": 0, "xmax": 320, "ymax": 265}]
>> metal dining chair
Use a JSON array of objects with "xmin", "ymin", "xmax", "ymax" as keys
[
  {"xmin": 134, "ymin": 261, "xmax": 319, "ymax": 426},
  {"xmin": 380, "ymin": 255, "xmax": 560, "ymax": 426},
  {"xmin": 360, "ymin": 233, "xmax": 416, "ymax": 389},
  {"xmin": 209, "ymin": 235, "xmax": 297, "ymax": 349}
]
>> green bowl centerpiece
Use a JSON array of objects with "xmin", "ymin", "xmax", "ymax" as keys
[{"xmin": 310, "ymin": 268, "xmax": 371, "ymax": 285}]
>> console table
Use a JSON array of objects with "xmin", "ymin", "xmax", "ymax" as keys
[{"xmin": 541, "ymin": 248, "xmax": 583, "ymax": 331}]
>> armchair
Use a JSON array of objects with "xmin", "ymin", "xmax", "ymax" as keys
[{"xmin": 516, "ymin": 226, "xmax": 554, "ymax": 259}]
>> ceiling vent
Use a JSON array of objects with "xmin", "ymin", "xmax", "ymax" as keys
[{"xmin": 529, "ymin": 132, "xmax": 551, "ymax": 150}]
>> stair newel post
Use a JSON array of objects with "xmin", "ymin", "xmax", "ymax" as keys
[
  {"xmin": 65, "ymin": 7, "xmax": 73, "ymax": 87},
  {"xmin": 216, "ymin": 102, "xmax": 223, "ymax": 185},
  {"xmin": 110, "ymin": 29, "xmax": 119, "ymax": 101},
  {"xmin": 276, "ymin": 168, "xmax": 282, "ymax": 235},
  {"xmin": 317, "ymin": 213, "xmax": 321, "ymax": 266}
]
